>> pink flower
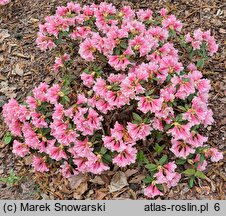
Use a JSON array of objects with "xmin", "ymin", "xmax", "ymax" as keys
[
  {"xmin": 137, "ymin": 97, "xmax": 163, "ymax": 114},
  {"xmin": 160, "ymin": 56, "xmax": 183, "ymax": 75},
  {"xmin": 79, "ymin": 34, "xmax": 102, "ymax": 61},
  {"xmin": 127, "ymin": 122, "xmax": 151, "ymax": 141},
  {"xmin": 160, "ymin": 8, "xmax": 167, "ymax": 17},
  {"xmin": 12, "ymin": 140, "xmax": 29, "ymax": 157},
  {"xmin": 46, "ymin": 84, "xmax": 61, "ymax": 104},
  {"xmin": 136, "ymin": 9, "xmax": 153, "ymax": 22},
  {"xmin": 154, "ymin": 162, "xmax": 181, "ymax": 187},
  {"xmin": 113, "ymin": 145, "xmax": 137, "ymax": 167},
  {"xmin": 32, "ymin": 156, "xmax": 49, "ymax": 173},
  {"xmin": 48, "ymin": 146, "xmax": 68, "ymax": 161},
  {"xmin": 3, "ymin": 99, "xmax": 23, "ymax": 136},
  {"xmin": 32, "ymin": 82, "xmax": 48, "ymax": 102},
  {"xmin": 194, "ymin": 154, "xmax": 207, "ymax": 171},
  {"xmin": 102, "ymin": 136, "xmax": 126, "ymax": 152},
  {"xmin": 152, "ymin": 117, "xmax": 164, "ymax": 131},
  {"xmin": 203, "ymin": 109, "xmax": 214, "ymax": 127},
  {"xmin": 0, "ymin": 0, "xmax": 10, "ymax": 5},
  {"xmin": 72, "ymin": 138, "xmax": 93, "ymax": 158},
  {"xmin": 73, "ymin": 156, "xmax": 90, "ymax": 173},
  {"xmin": 120, "ymin": 73, "xmax": 145, "ymax": 99},
  {"xmin": 31, "ymin": 111, "xmax": 48, "ymax": 128},
  {"xmin": 167, "ymin": 123, "xmax": 191, "ymax": 140},
  {"xmin": 182, "ymin": 97, "xmax": 208, "ymax": 125},
  {"xmin": 75, "ymin": 108, "xmax": 103, "ymax": 136},
  {"xmin": 22, "ymin": 122, "xmax": 40, "ymax": 149},
  {"xmin": 205, "ymin": 148, "xmax": 223, "ymax": 162},
  {"xmin": 120, "ymin": 6, "xmax": 135, "ymax": 20},
  {"xmin": 160, "ymin": 86, "xmax": 175, "ymax": 102},
  {"xmin": 79, "ymin": 38, "xmax": 97, "ymax": 61},
  {"xmin": 129, "ymin": 35, "xmax": 151, "ymax": 56},
  {"xmin": 81, "ymin": 72, "xmax": 95, "ymax": 87},
  {"xmin": 187, "ymin": 132, "xmax": 208, "ymax": 148},
  {"xmin": 53, "ymin": 56, "xmax": 63, "ymax": 72},
  {"xmin": 36, "ymin": 33, "xmax": 56, "ymax": 51},
  {"xmin": 148, "ymin": 26, "xmax": 168, "ymax": 41},
  {"xmin": 60, "ymin": 162, "xmax": 78, "ymax": 178},
  {"xmin": 88, "ymin": 160, "xmax": 110, "ymax": 174},
  {"xmin": 144, "ymin": 184, "xmax": 163, "ymax": 198},
  {"xmin": 170, "ymin": 139, "xmax": 195, "ymax": 158},
  {"xmin": 162, "ymin": 15, "xmax": 182, "ymax": 32},
  {"xmin": 93, "ymin": 78, "xmax": 108, "ymax": 96},
  {"xmin": 108, "ymin": 54, "xmax": 130, "ymax": 71},
  {"xmin": 26, "ymin": 96, "xmax": 37, "ymax": 110}
]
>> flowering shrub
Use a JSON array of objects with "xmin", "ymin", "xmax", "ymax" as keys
[
  {"xmin": 0, "ymin": 0, "xmax": 10, "ymax": 6},
  {"xmin": 3, "ymin": 2, "xmax": 223, "ymax": 199}
]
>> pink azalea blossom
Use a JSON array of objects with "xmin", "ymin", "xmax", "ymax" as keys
[
  {"xmin": 127, "ymin": 122, "xmax": 152, "ymax": 141},
  {"xmin": 32, "ymin": 156, "xmax": 49, "ymax": 173},
  {"xmin": 48, "ymin": 146, "xmax": 68, "ymax": 161},
  {"xmin": 12, "ymin": 140, "xmax": 29, "ymax": 157},
  {"xmin": 137, "ymin": 97, "xmax": 163, "ymax": 114},
  {"xmin": 144, "ymin": 184, "xmax": 163, "ymax": 198},
  {"xmin": 170, "ymin": 139, "xmax": 195, "ymax": 158},
  {"xmin": 60, "ymin": 162, "xmax": 78, "ymax": 178},
  {"xmin": 46, "ymin": 84, "xmax": 61, "ymax": 104},
  {"xmin": 0, "ymin": 0, "xmax": 10, "ymax": 5},
  {"xmin": 205, "ymin": 148, "xmax": 223, "ymax": 162},
  {"xmin": 194, "ymin": 154, "xmax": 207, "ymax": 171},
  {"xmin": 113, "ymin": 145, "xmax": 137, "ymax": 167}
]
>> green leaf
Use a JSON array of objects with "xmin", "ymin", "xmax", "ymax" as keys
[
  {"xmin": 197, "ymin": 59, "xmax": 205, "ymax": 68},
  {"xmin": 137, "ymin": 151, "xmax": 149, "ymax": 165},
  {"xmin": 176, "ymin": 159, "xmax": 186, "ymax": 165},
  {"xmin": 146, "ymin": 89, "xmax": 155, "ymax": 96},
  {"xmin": 159, "ymin": 155, "xmax": 168, "ymax": 165},
  {"xmin": 178, "ymin": 106, "xmax": 187, "ymax": 112},
  {"xmin": 154, "ymin": 143, "xmax": 164, "ymax": 154},
  {"xmin": 183, "ymin": 169, "xmax": 196, "ymax": 176},
  {"xmin": 194, "ymin": 162, "xmax": 198, "ymax": 169},
  {"xmin": 182, "ymin": 77, "xmax": 190, "ymax": 82},
  {"xmin": 189, "ymin": 176, "xmax": 195, "ymax": 188},
  {"xmin": 61, "ymin": 96, "xmax": 70, "ymax": 105},
  {"xmin": 145, "ymin": 163, "xmax": 157, "ymax": 172},
  {"xmin": 120, "ymin": 41, "xmax": 128, "ymax": 49},
  {"xmin": 102, "ymin": 154, "xmax": 112, "ymax": 163},
  {"xmin": 41, "ymin": 128, "xmax": 51, "ymax": 136},
  {"xmin": 143, "ymin": 175, "xmax": 153, "ymax": 184},
  {"xmin": 114, "ymin": 47, "xmax": 121, "ymax": 55},
  {"xmin": 195, "ymin": 170, "xmax": 206, "ymax": 179},
  {"xmin": 4, "ymin": 133, "xmax": 12, "ymax": 145},
  {"xmin": 100, "ymin": 147, "xmax": 107, "ymax": 155},
  {"xmin": 199, "ymin": 154, "xmax": 205, "ymax": 165},
  {"xmin": 175, "ymin": 114, "xmax": 183, "ymax": 122},
  {"xmin": 132, "ymin": 112, "xmax": 142, "ymax": 123},
  {"xmin": 164, "ymin": 124, "xmax": 172, "ymax": 131}
]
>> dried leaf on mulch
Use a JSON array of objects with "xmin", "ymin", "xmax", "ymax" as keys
[
  {"xmin": 0, "ymin": 29, "xmax": 10, "ymax": 43},
  {"xmin": 109, "ymin": 171, "xmax": 128, "ymax": 193},
  {"xmin": 73, "ymin": 182, "xmax": 88, "ymax": 199},
  {"xmin": 90, "ymin": 176, "xmax": 105, "ymax": 185},
  {"xmin": 0, "ymin": 81, "xmax": 17, "ymax": 98},
  {"xmin": 125, "ymin": 169, "xmax": 138, "ymax": 178},
  {"xmin": 12, "ymin": 63, "xmax": 24, "ymax": 76},
  {"xmin": 129, "ymin": 174, "xmax": 146, "ymax": 184},
  {"xmin": 95, "ymin": 188, "xmax": 108, "ymax": 200},
  {"xmin": 68, "ymin": 173, "xmax": 88, "ymax": 190}
]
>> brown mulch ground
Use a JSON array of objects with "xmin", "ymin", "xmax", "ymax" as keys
[{"xmin": 0, "ymin": 0, "xmax": 225, "ymax": 200}]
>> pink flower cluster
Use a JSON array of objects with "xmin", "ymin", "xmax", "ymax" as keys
[
  {"xmin": 0, "ymin": 0, "xmax": 10, "ymax": 5},
  {"xmin": 185, "ymin": 29, "xmax": 218, "ymax": 55},
  {"xmin": 3, "ymin": 2, "xmax": 223, "ymax": 199}
]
